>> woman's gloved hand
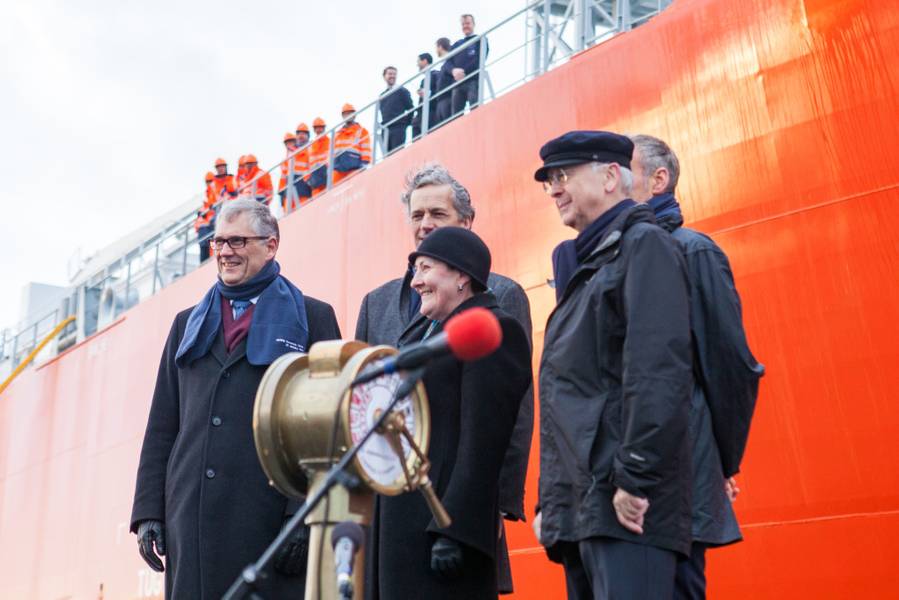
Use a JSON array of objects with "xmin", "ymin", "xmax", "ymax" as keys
[
  {"xmin": 430, "ymin": 536, "xmax": 464, "ymax": 580},
  {"xmin": 137, "ymin": 519, "xmax": 166, "ymax": 572}
]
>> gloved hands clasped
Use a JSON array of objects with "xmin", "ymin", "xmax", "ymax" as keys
[
  {"xmin": 430, "ymin": 535, "xmax": 464, "ymax": 580},
  {"xmin": 137, "ymin": 519, "xmax": 166, "ymax": 572}
]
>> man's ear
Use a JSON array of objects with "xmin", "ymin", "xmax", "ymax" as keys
[
  {"xmin": 652, "ymin": 168, "xmax": 670, "ymax": 195},
  {"xmin": 267, "ymin": 238, "xmax": 279, "ymax": 259}
]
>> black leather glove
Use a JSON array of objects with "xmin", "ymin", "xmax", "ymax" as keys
[
  {"xmin": 430, "ymin": 536, "xmax": 464, "ymax": 580},
  {"xmin": 273, "ymin": 521, "xmax": 310, "ymax": 577},
  {"xmin": 137, "ymin": 519, "xmax": 166, "ymax": 573}
]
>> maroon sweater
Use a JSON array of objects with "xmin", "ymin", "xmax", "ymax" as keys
[{"xmin": 221, "ymin": 296, "xmax": 256, "ymax": 354}]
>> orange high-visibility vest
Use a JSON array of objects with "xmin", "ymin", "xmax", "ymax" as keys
[
  {"xmin": 213, "ymin": 174, "xmax": 237, "ymax": 202},
  {"xmin": 306, "ymin": 135, "xmax": 331, "ymax": 194},
  {"xmin": 332, "ymin": 122, "xmax": 372, "ymax": 185},
  {"xmin": 278, "ymin": 145, "xmax": 310, "ymax": 191},
  {"xmin": 279, "ymin": 147, "xmax": 297, "ymax": 192},
  {"xmin": 243, "ymin": 166, "xmax": 274, "ymax": 204},
  {"xmin": 194, "ymin": 183, "xmax": 218, "ymax": 232}
]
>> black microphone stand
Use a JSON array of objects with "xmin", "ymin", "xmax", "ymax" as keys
[{"xmin": 222, "ymin": 367, "xmax": 426, "ymax": 600}]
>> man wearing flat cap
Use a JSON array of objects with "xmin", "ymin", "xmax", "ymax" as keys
[{"xmin": 533, "ymin": 131, "xmax": 695, "ymax": 598}]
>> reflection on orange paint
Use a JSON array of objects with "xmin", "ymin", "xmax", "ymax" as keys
[{"xmin": 2, "ymin": 0, "xmax": 899, "ymax": 598}]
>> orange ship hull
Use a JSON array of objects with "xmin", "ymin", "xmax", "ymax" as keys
[{"xmin": 3, "ymin": 0, "xmax": 899, "ymax": 597}]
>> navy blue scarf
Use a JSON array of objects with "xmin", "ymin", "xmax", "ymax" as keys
[
  {"xmin": 175, "ymin": 260, "xmax": 309, "ymax": 367},
  {"xmin": 551, "ymin": 199, "xmax": 636, "ymax": 301},
  {"xmin": 648, "ymin": 192, "xmax": 682, "ymax": 221}
]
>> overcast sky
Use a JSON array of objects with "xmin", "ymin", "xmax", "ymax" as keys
[{"xmin": 0, "ymin": 0, "xmax": 525, "ymax": 332}]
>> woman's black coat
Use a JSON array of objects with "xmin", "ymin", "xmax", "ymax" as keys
[{"xmin": 370, "ymin": 292, "xmax": 532, "ymax": 600}]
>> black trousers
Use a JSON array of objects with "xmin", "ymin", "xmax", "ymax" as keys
[
  {"xmin": 563, "ymin": 537, "xmax": 677, "ymax": 600},
  {"xmin": 451, "ymin": 78, "xmax": 480, "ymax": 116},
  {"xmin": 385, "ymin": 125, "xmax": 407, "ymax": 153},
  {"xmin": 435, "ymin": 97, "xmax": 452, "ymax": 126},
  {"xmin": 674, "ymin": 544, "xmax": 707, "ymax": 600}
]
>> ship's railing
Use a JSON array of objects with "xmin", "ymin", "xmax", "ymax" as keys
[{"xmin": 0, "ymin": 0, "xmax": 671, "ymax": 376}]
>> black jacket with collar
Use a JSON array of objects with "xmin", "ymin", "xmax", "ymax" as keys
[
  {"xmin": 371, "ymin": 292, "xmax": 532, "ymax": 600},
  {"xmin": 130, "ymin": 296, "xmax": 340, "ymax": 599},
  {"xmin": 656, "ymin": 211, "xmax": 764, "ymax": 546},
  {"xmin": 538, "ymin": 203, "xmax": 694, "ymax": 556}
]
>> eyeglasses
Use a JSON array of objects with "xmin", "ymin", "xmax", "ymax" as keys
[
  {"xmin": 542, "ymin": 163, "xmax": 605, "ymax": 194},
  {"xmin": 210, "ymin": 236, "xmax": 269, "ymax": 250},
  {"xmin": 542, "ymin": 168, "xmax": 570, "ymax": 193}
]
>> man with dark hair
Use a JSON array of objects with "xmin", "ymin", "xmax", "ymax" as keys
[
  {"xmin": 630, "ymin": 133, "xmax": 764, "ymax": 600},
  {"xmin": 448, "ymin": 14, "xmax": 488, "ymax": 118},
  {"xmin": 379, "ymin": 66, "xmax": 414, "ymax": 154},
  {"xmin": 412, "ymin": 53, "xmax": 441, "ymax": 138},
  {"xmin": 130, "ymin": 198, "xmax": 342, "ymax": 599},
  {"xmin": 356, "ymin": 163, "xmax": 534, "ymax": 595},
  {"xmin": 535, "ymin": 131, "xmax": 694, "ymax": 599},
  {"xmin": 434, "ymin": 37, "xmax": 454, "ymax": 125}
]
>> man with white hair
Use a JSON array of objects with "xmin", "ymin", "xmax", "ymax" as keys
[
  {"xmin": 534, "ymin": 131, "xmax": 694, "ymax": 599},
  {"xmin": 130, "ymin": 198, "xmax": 341, "ymax": 599}
]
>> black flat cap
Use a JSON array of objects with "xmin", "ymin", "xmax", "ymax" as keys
[
  {"xmin": 534, "ymin": 130, "xmax": 634, "ymax": 181},
  {"xmin": 409, "ymin": 227, "xmax": 491, "ymax": 291}
]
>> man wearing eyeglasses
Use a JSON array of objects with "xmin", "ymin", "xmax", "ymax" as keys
[
  {"xmin": 130, "ymin": 198, "xmax": 341, "ymax": 599},
  {"xmin": 533, "ymin": 131, "xmax": 694, "ymax": 599}
]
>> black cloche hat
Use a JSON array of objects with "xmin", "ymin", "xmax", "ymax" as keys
[
  {"xmin": 534, "ymin": 130, "xmax": 634, "ymax": 181},
  {"xmin": 408, "ymin": 227, "xmax": 491, "ymax": 290}
]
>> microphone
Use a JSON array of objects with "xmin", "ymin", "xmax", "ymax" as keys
[
  {"xmin": 331, "ymin": 521, "xmax": 365, "ymax": 597},
  {"xmin": 351, "ymin": 307, "xmax": 502, "ymax": 387}
]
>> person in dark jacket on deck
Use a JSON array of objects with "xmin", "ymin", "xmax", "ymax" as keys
[
  {"xmin": 631, "ymin": 134, "xmax": 765, "ymax": 599},
  {"xmin": 371, "ymin": 226, "xmax": 532, "ymax": 600},
  {"xmin": 448, "ymin": 14, "xmax": 488, "ymax": 117},
  {"xmin": 379, "ymin": 65, "xmax": 414, "ymax": 154},
  {"xmin": 130, "ymin": 198, "xmax": 341, "ymax": 599},
  {"xmin": 355, "ymin": 162, "xmax": 533, "ymax": 594},
  {"xmin": 533, "ymin": 131, "xmax": 694, "ymax": 599}
]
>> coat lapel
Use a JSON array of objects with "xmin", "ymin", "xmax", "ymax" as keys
[{"xmin": 210, "ymin": 330, "xmax": 227, "ymax": 367}]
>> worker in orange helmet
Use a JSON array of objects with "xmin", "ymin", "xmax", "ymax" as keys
[
  {"xmin": 306, "ymin": 117, "xmax": 330, "ymax": 196},
  {"xmin": 235, "ymin": 155, "xmax": 250, "ymax": 197},
  {"xmin": 195, "ymin": 172, "xmax": 218, "ymax": 262},
  {"xmin": 332, "ymin": 103, "xmax": 372, "ymax": 186},
  {"xmin": 212, "ymin": 158, "xmax": 238, "ymax": 204},
  {"xmin": 279, "ymin": 132, "xmax": 299, "ymax": 212},
  {"xmin": 293, "ymin": 123, "xmax": 313, "ymax": 204},
  {"xmin": 242, "ymin": 154, "xmax": 274, "ymax": 205},
  {"xmin": 279, "ymin": 131, "xmax": 312, "ymax": 213}
]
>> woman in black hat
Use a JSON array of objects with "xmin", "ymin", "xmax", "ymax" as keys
[{"xmin": 370, "ymin": 227, "xmax": 533, "ymax": 600}]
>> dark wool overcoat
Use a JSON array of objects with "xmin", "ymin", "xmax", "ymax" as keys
[
  {"xmin": 355, "ymin": 270, "xmax": 534, "ymax": 593},
  {"xmin": 130, "ymin": 296, "xmax": 340, "ymax": 599},
  {"xmin": 538, "ymin": 204, "xmax": 695, "ymax": 557},
  {"xmin": 370, "ymin": 292, "xmax": 532, "ymax": 600}
]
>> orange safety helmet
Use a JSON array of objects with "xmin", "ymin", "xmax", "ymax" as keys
[
  {"xmin": 245, "ymin": 154, "xmax": 258, "ymax": 164},
  {"xmin": 238, "ymin": 155, "xmax": 247, "ymax": 166},
  {"xmin": 296, "ymin": 122, "xmax": 310, "ymax": 133},
  {"xmin": 313, "ymin": 117, "xmax": 326, "ymax": 128},
  {"xmin": 283, "ymin": 132, "xmax": 297, "ymax": 142},
  {"xmin": 205, "ymin": 171, "xmax": 214, "ymax": 182},
  {"xmin": 214, "ymin": 157, "xmax": 227, "ymax": 167},
  {"xmin": 341, "ymin": 103, "xmax": 356, "ymax": 113}
]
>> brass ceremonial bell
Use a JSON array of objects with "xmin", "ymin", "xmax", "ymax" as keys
[{"xmin": 254, "ymin": 340, "xmax": 449, "ymax": 600}]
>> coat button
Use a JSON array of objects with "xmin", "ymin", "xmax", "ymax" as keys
[
  {"xmin": 205, "ymin": 469, "xmax": 216, "ymax": 479},
  {"xmin": 222, "ymin": 370, "xmax": 230, "ymax": 378},
  {"xmin": 212, "ymin": 416, "xmax": 223, "ymax": 427}
]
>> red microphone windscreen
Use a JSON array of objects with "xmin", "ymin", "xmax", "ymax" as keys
[{"xmin": 444, "ymin": 307, "xmax": 503, "ymax": 361}]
